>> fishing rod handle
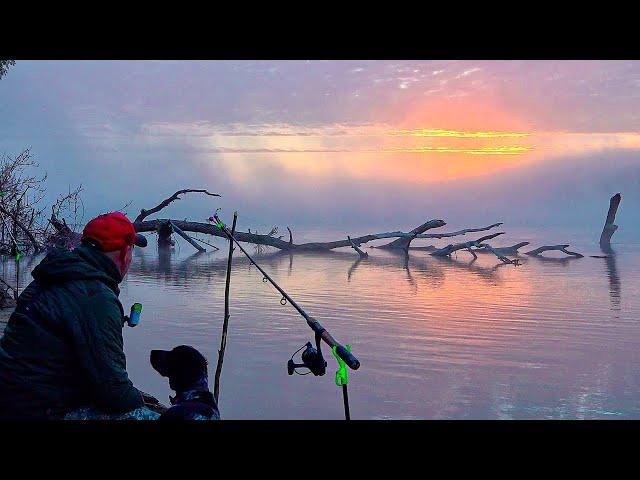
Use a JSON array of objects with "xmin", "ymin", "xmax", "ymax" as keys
[
  {"xmin": 308, "ymin": 317, "xmax": 360, "ymax": 370},
  {"xmin": 334, "ymin": 344, "xmax": 360, "ymax": 371}
]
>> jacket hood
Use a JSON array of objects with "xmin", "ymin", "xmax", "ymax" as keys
[{"xmin": 31, "ymin": 244, "xmax": 122, "ymax": 294}]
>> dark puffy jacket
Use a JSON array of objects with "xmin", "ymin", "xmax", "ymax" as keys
[{"xmin": 0, "ymin": 244, "xmax": 143, "ymax": 419}]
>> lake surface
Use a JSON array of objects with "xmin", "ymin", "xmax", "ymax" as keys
[{"xmin": 2, "ymin": 225, "xmax": 640, "ymax": 419}]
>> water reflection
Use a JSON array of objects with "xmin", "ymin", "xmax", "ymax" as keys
[
  {"xmin": 604, "ymin": 254, "xmax": 621, "ymax": 312},
  {"xmin": 3, "ymin": 231, "xmax": 639, "ymax": 419}
]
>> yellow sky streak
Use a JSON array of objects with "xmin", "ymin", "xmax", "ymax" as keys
[
  {"xmin": 388, "ymin": 129, "xmax": 531, "ymax": 138},
  {"xmin": 386, "ymin": 145, "xmax": 533, "ymax": 155}
]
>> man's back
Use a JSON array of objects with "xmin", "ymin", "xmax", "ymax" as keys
[{"xmin": 0, "ymin": 244, "xmax": 143, "ymax": 419}]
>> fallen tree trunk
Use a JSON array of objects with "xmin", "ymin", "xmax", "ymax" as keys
[
  {"xmin": 135, "ymin": 218, "xmax": 450, "ymax": 252},
  {"xmin": 600, "ymin": 193, "xmax": 621, "ymax": 254}
]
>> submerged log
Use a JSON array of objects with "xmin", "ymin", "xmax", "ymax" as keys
[
  {"xmin": 600, "ymin": 193, "xmax": 621, "ymax": 254},
  {"xmin": 347, "ymin": 235, "xmax": 368, "ymax": 258},
  {"xmin": 524, "ymin": 245, "xmax": 584, "ymax": 258},
  {"xmin": 430, "ymin": 232, "xmax": 504, "ymax": 257},
  {"xmin": 475, "ymin": 242, "xmax": 530, "ymax": 256},
  {"xmin": 429, "ymin": 233, "xmax": 518, "ymax": 264}
]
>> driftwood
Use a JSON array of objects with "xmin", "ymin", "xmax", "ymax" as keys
[
  {"xmin": 524, "ymin": 245, "xmax": 584, "ymax": 258},
  {"xmin": 347, "ymin": 236, "xmax": 368, "ymax": 258},
  {"xmin": 130, "ymin": 191, "xmax": 515, "ymax": 254},
  {"xmin": 600, "ymin": 193, "xmax": 621, "ymax": 254},
  {"xmin": 477, "ymin": 244, "xmax": 520, "ymax": 265},
  {"xmin": 429, "ymin": 233, "xmax": 519, "ymax": 264},
  {"xmin": 135, "ymin": 218, "xmax": 451, "ymax": 252},
  {"xmin": 415, "ymin": 223, "xmax": 503, "ymax": 239},
  {"xmin": 375, "ymin": 220, "xmax": 446, "ymax": 250},
  {"xmin": 475, "ymin": 242, "xmax": 530, "ymax": 256},
  {"xmin": 431, "ymin": 233, "xmax": 503, "ymax": 256},
  {"xmin": 401, "ymin": 224, "xmax": 503, "ymax": 252}
]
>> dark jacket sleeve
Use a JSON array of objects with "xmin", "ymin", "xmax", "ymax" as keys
[{"xmin": 74, "ymin": 288, "xmax": 144, "ymax": 413}]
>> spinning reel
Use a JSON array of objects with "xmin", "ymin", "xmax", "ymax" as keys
[{"xmin": 287, "ymin": 333, "xmax": 327, "ymax": 376}]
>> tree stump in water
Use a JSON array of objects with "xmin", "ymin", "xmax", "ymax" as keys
[
  {"xmin": 157, "ymin": 220, "xmax": 175, "ymax": 248},
  {"xmin": 600, "ymin": 193, "xmax": 621, "ymax": 254}
]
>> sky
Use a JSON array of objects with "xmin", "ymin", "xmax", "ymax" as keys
[{"xmin": 1, "ymin": 60, "xmax": 639, "ymax": 237}]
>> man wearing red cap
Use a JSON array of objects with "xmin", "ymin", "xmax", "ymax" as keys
[{"xmin": 0, "ymin": 212, "xmax": 157, "ymax": 420}]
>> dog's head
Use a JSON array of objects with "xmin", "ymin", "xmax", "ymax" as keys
[{"xmin": 150, "ymin": 345, "xmax": 209, "ymax": 393}]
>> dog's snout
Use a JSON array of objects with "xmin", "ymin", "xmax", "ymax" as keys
[{"xmin": 150, "ymin": 349, "xmax": 171, "ymax": 377}]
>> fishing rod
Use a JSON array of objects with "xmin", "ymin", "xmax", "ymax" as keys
[{"xmin": 212, "ymin": 211, "xmax": 360, "ymax": 419}]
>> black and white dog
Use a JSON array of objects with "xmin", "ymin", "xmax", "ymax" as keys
[{"xmin": 150, "ymin": 345, "xmax": 220, "ymax": 420}]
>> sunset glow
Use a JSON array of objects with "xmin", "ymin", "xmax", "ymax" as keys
[{"xmin": 388, "ymin": 129, "xmax": 532, "ymax": 139}]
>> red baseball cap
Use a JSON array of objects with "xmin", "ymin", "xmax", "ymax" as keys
[{"xmin": 81, "ymin": 212, "xmax": 148, "ymax": 252}]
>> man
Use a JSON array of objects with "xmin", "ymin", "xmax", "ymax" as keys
[{"xmin": 0, "ymin": 212, "xmax": 157, "ymax": 420}]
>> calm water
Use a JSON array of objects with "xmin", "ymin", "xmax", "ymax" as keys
[{"xmin": 3, "ymin": 226, "xmax": 640, "ymax": 419}]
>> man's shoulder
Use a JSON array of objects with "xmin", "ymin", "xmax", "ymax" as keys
[{"xmin": 44, "ymin": 277, "xmax": 123, "ymax": 317}]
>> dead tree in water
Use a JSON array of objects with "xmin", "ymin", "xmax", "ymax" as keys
[
  {"xmin": 130, "ymin": 191, "xmax": 519, "ymax": 262},
  {"xmin": 429, "ymin": 233, "xmax": 520, "ymax": 264},
  {"xmin": 600, "ymin": 193, "xmax": 621, "ymax": 254},
  {"xmin": 47, "ymin": 187, "xmax": 592, "ymax": 267},
  {"xmin": 525, "ymin": 245, "xmax": 584, "ymax": 258}
]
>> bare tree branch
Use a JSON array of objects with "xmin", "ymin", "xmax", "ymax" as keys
[
  {"xmin": 0, "ymin": 203, "xmax": 40, "ymax": 252},
  {"xmin": 134, "ymin": 189, "xmax": 221, "ymax": 223},
  {"xmin": 416, "ymin": 222, "xmax": 503, "ymax": 239}
]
